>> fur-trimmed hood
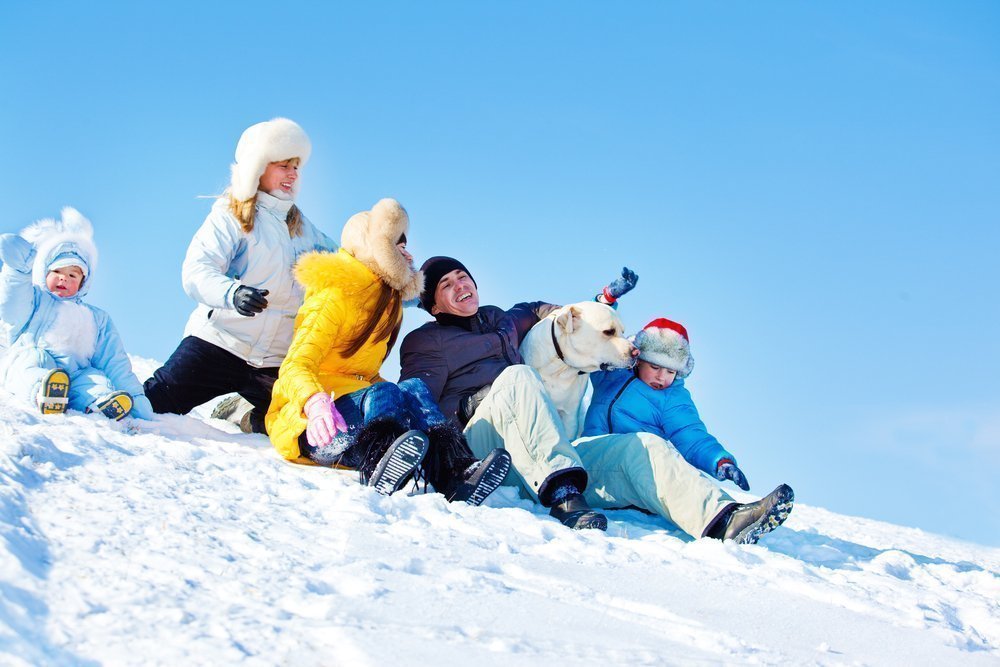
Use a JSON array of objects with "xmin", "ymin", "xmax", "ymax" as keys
[
  {"xmin": 338, "ymin": 198, "xmax": 423, "ymax": 301},
  {"xmin": 20, "ymin": 207, "xmax": 98, "ymax": 297}
]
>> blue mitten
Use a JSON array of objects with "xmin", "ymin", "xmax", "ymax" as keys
[
  {"xmin": 716, "ymin": 459, "xmax": 750, "ymax": 491},
  {"xmin": 602, "ymin": 266, "xmax": 638, "ymax": 303},
  {"xmin": 0, "ymin": 234, "xmax": 36, "ymax": 272}
]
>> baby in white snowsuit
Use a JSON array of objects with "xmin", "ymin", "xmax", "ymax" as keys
[{"xmin": 0, "ymin": 208, "xmax": 153, "ymax": 420}]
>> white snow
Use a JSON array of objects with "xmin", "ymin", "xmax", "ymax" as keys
[{"xmin": 1, "ymin": 358, "xmax": 998, "ymax": 666}]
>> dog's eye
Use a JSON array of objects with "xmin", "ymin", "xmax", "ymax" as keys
[{"xmin": 603, "ymin": 328, "xmax": 616, "ymax": 336}]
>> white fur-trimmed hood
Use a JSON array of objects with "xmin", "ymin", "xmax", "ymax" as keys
[
  {"xmin": 339, "ymin": 198, "xmax": 423, "ymax": 301},
  {"xmin": 20, "ymin": 207, "xmax": 98, "ymax": 297}
]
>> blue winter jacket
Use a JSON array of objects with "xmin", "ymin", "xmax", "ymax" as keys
[
  {"xmin": 582, "ymin": 368, "xmax": 734, "ymax": 475},
  {"xmin": 0, "ymin": 233, "xmax": 153, "ymax": 418}
]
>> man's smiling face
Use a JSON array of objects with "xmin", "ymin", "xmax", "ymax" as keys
[{"xmin": 431, "ymin": 269, "xmax": 480, "ymax": 317}]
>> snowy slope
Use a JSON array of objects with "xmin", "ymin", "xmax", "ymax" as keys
[{"xmin": 1, "ymin": 359, "xmax": 998, "ymax": 666}]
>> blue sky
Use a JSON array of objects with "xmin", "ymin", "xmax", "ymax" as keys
[{"xmin": 2, "ymin": 2, "xmax": 998, "ymax": 545}]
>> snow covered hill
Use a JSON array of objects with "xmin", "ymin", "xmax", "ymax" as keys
[{"xmin": 1, "ymin": 359, "xmax": 998, "ymax": 666}]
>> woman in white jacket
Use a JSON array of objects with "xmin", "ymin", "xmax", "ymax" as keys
[{"xmin": 144, "ymin": 118, "xmax": 337, "ymax": 432}]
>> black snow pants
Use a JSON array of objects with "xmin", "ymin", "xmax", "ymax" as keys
[{"xmin": 143, "ymin": 336, "xmax": 279, "ymax": 433}]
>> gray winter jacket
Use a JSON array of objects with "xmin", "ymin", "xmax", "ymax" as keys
[{"xmin": 399, "ymin": 302, "xmax": 555, "ymax": 423}]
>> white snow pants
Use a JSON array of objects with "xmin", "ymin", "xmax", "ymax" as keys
[
  {"xmin": 463, "ymin": 365, "xmax": 735, "ymax": 537},
  {"xmin": 464, "ymin": 365, "xmax": 583, "ymax": 501},
  {"xmin": 573, "ymin": 432, "xmax": 735, "ymax": 537}
]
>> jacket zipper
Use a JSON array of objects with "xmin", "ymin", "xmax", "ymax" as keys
[
  {"xmin": 482, "ymin": 313, "xmax": 515, "ymax": 364},
  {"xmin": 607, "ymin": 376, "xmax": 636, "ymax": 432},
  {"xmin": 496, "ymin": 331, "xmax": 515, "ymax": 364}
]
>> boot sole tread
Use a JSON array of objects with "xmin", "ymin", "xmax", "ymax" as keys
[
  {"xmin": 89, "ymin": 392, "xmax": 134, "ymax": 421},
  {"xmin": 40, "ymin": 370, "xmax": 71, "ymax": 415},
  {"xmin": 371, "ymin": 431, "xmax": 429, "ymax": 496},
  {"xmin": 734, "ymin": 485, "xmax": 795, "ymax": 544},
  {"xmin": 211, "ymin": 394, "xmax": 248, "ymax": 420},
  {"xmin": 460, "ymin": 451, "xmax": 512, "ymax": 506}
]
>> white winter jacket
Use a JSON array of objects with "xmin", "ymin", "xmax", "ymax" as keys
[{"xmin": 182, "ymin": 192, "xmax": 338, "ymax": 367}]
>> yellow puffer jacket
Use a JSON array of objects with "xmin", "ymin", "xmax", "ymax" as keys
[{"xmin": 265, "ymin": 248, "xmax": 398, "ymax": 460}]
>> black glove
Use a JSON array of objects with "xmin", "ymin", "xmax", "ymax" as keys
[
  {"xmin": 233, "ymin": 286, "xmax": 269, "ymax": 317},
  {"xmin": 603, "ymin": 267, "xmax": 639, "ymax": 302},
  {"xmin": 716, "ymin": 459, "xmax": 750, "ymax": 491}
]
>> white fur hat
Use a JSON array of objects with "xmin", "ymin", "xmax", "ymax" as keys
[
  {"xmin": 633, "ymin": 318, "xmax": 694, "ymax": 378},
  {"xmin": 230, "ymin": 118, "xmax": 311, "ymax": 201},
  {"xmin": 340, "ymin": 198, "xmax": 424, "ymax": 301},
  {"xmin": 20, "ymin": 207, "xmax": 99, "ymax": 297}
]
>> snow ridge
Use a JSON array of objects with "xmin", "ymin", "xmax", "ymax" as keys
[{"xmin": 0, "ymin": 364, "xmax": 998, "ymax": 666}]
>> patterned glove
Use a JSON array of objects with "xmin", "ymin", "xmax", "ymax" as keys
[
  {"xmin": 233, "ymin": 285, "xmax": 269, "ymax": 317},
  {"xmin": 304, "ymin": 392, "xmax": 349, "ymax": 447},
  {"xmin": 602, "ymin": 267, "xmax": 639, "ymax": 303},
  {"xmin": 716, "ymin": 459, "xmax": 750, "ymax": 491}
]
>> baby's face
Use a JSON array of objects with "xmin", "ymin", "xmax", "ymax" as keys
[
  {"xmin": 636, "ymin": 359, "xmax": 677, "ymax": 390},
  {"xmin": 46, "ymin": 266, "xmax": 84, "ymax": 298}
]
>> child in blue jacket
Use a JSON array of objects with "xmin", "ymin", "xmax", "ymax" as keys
[
  {"xmin": 584, "ymin": 317, "xmax": 750, "ymax": 488},
  {"xmin": 583, "ymin": 317, "xmax": 794, "ymax": 542},
  {"xmin": 0, "ymin": 208, "xmax": 153, "ymax": 420}
]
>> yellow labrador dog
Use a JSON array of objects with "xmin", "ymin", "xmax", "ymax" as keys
[{"xmin": 521, "ymin": 301, "xmax": 635, "ymax": 439}]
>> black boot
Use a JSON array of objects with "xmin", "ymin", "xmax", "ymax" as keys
[
  {"xmin": 422, "ymin": 422, "xmax": 511, "ymax": 505},
  {"xmin": 549, "ymin": 492, "xmax": 608, "ymax": 531},
  {"xmin": 357, "ymin": 418, "xmax": 429, "ymax": 496},
  {"xmin": 449, "ymin": 449, "xmax": 512, "ymax": 506},
  {"xmin": 706, "ymin": 484, "xmax": 794, "ymax": 544}
]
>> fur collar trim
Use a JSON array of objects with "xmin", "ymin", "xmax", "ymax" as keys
[
  {"xmin": 44, "ymin": 299, "xmax": 97, "ymax": 364},
  {"xmin": 295, "ymin": 248, "xmax": 392, "ymax": 296},
  {"xmin": 338, "ymin": 198, "xmax": 423, "ymax": 301}
]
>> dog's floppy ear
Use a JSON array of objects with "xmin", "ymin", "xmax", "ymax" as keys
[{"xmin": 554, "ymin": 305, "xmax": 581, "ymax": 334}]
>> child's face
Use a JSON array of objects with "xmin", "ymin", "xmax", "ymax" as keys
[
  {"xmin": 636, "ymin": 359, "xmax": 677, "ymax": 390},
  {"xmin": 258, "ymin": 158, "xmax": 300, "ymax": 195},
  {"xmin": 46, "ymin": 266, "xmax": 85, "ymax": 298}
]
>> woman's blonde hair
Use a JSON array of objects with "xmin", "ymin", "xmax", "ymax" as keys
[{"xmin": 226, "ymin": 158, "xmax": 304, "ymax": 237}]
